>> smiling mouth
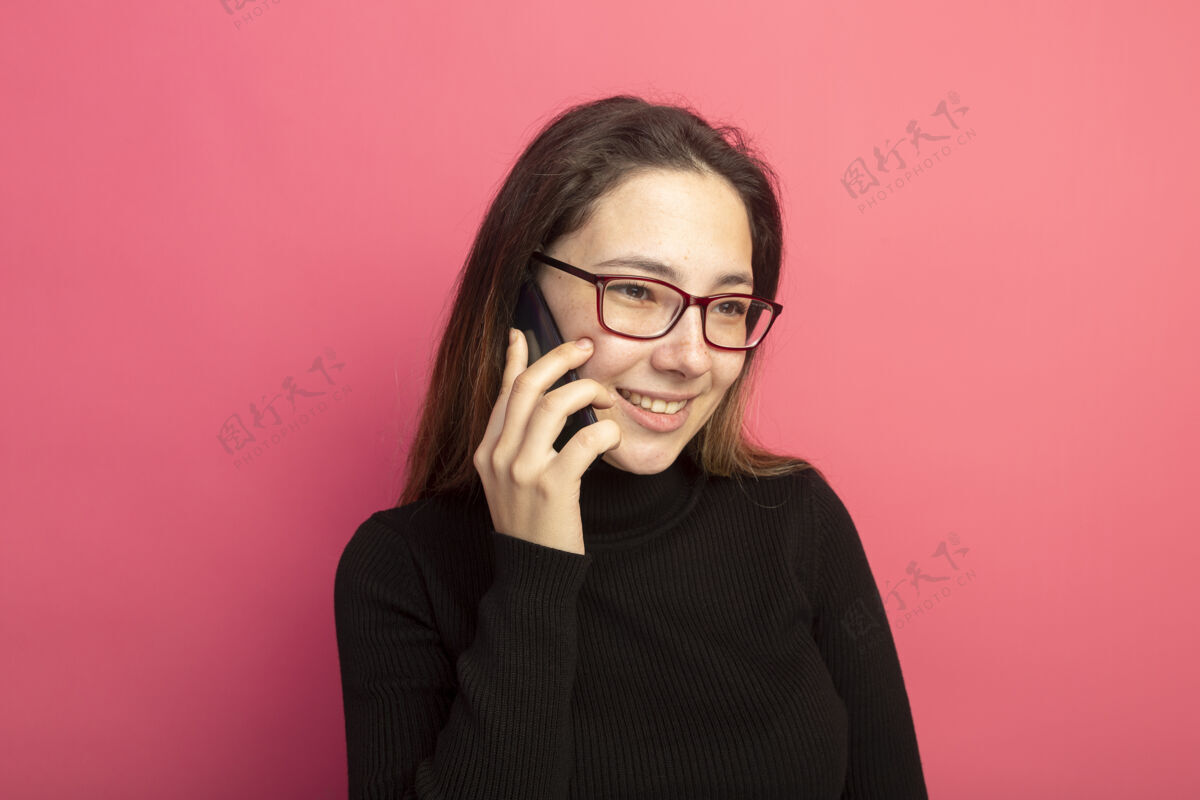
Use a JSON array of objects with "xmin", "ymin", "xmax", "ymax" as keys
[{"xmin": 616, "ymin": 388, "xmax": 690, "ymax": 415}]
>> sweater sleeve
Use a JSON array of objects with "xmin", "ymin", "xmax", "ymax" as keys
[
  {"xmin": 806, "ymin": 475, "xmax": 930, "ymax": 799},
  {"xmin": 334, "ymin": 512, "xmax": 593, "ymax": 800}
]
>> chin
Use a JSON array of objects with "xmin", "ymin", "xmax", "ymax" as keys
[{"xmin": 600, "ymin": 443, "xmax": 682, "ymax": 475}]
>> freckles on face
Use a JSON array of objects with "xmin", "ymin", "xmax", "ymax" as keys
[
  {"xmin": 532, "ymin": 168, "xmax": 755, "ymax": 471},
  {"xmin": 576, "ymin": 330, "xmax": 745, "ymax": 447},
  {"xmin": 573, "ymin": 335, "xmax": 640, "ymax": 386}
]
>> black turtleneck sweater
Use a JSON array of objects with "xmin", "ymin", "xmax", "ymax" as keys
[{"xmin": 334, "ymin": 449, "xmax": 928, "ymax": 799}]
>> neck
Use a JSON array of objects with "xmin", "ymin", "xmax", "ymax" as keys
[{"xmin": 578, "ymin": 447, "xmax": 707, "ymax": 549}]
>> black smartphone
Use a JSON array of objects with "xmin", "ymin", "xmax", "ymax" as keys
[{"xmin": 513, "ymin": 278, "xmax": 599, "ymax": 453}]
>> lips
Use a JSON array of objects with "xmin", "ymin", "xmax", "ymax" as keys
[
  {"xmin": 616, "ymin": 388, "xmax": 689, "ymax": 415},
  {"xmin": 614, "ymin": 389, "xmax": 691, "ymax": 433},
  {"xmin": 615, "ymin": 386, "xmax": 698, "ymax": 403}
]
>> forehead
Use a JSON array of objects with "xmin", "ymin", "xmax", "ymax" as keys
[
  {"xmin": 574, "ymin": 169, "xmax": 754, "ymax": 291},
  {"xmin": 591, "ymin": 254, "xmax": 753, "ymax": 292}
]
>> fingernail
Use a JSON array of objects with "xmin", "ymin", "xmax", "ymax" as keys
[
  {"xmin": 509, "ymin": 329, "xmax": 517, "ymax": 345},
  {"xmin": 575, "ymin": 338, "xmax": 592, "ymax": 349}
]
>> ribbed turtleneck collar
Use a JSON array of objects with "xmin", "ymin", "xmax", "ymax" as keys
[{"xmin": 578, "ymin": 446, "xmax": 707, "ymax": 550}]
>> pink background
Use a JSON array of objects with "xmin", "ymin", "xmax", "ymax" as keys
[{"xmin": 3, "ymin": 1, "xmax": 1197, "ymax": 797}]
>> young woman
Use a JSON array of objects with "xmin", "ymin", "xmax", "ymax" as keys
[{"xmin": 334, "ymin": 94, "xmax": 928, "ymax": 799}]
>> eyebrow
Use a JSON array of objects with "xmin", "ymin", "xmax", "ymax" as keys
[{"xmin": 593, "ymin": 255, "xmax": 754, "ymax": 292}]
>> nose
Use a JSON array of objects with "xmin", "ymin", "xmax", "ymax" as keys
[{"xmin": 650, "ymin": 304, "xmax": 712, "ymax": 378}]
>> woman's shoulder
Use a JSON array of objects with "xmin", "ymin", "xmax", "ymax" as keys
[
  {"xmin": 766, "ymin": 464, "xmax": 853, "ymax": 526},
  {"xmin": 339, "ymin": 488, "xmax": 489, "ymax": 573},
  {"xmin": 707, "ymin": 464, "xmax": 853, "ymax": 553},
  {"xmin": 713, "ymin": 461, "xmax": 831, "ymax": 506},
  {"xmin": 366, "ymin": 489, "xmax": 477, "ymax": 532}
]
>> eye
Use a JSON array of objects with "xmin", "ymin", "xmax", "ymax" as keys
[
  {"xmin": 713, "ymin": 299, "xmax": 749, "ymax": 316},
  {"xmin": 611, "ymin": 281, "xmax": 655, "ymax": 301}
]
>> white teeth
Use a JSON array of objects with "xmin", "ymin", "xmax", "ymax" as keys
[{"xmin": 617, "ymin": 388, "xmax": 686, "ymax": 415}]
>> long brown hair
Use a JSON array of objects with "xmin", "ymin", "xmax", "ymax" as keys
[{"xmin": 398, "ymin": 94, "xmax": 822, "ymax": 505}]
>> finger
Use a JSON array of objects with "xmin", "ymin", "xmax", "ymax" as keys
[
  {"xmin": 521, "ymin": 378, "xmax": 615, "ymax": 459},
  {"xmin": 554, "ymin": 418, "xmax": 623, "ymax": 479},
  {"xmin": 477, "ymin": 329, "xmax": 527, "ymax": 465},
  {"xmin": 495, "ymin": 337, "xmax": 596, "ymax": 460}
]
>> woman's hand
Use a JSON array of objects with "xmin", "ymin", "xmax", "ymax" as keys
[{"xmin": 472, "ymin": 329, "xmax": 622, "ymax": 555}]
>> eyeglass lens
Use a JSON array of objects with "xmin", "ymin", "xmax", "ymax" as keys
[{"xmin": 601, "ymin": 279, "xmax": 773, "ymax": 348}]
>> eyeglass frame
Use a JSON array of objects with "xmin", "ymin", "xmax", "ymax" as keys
[{"xmin": 529, "ymin": 251, "xmax": 783, "ymax": 352}]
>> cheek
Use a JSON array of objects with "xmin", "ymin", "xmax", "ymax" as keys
[
  {"xmin": 574, "ymin": 348, "xmax": 622, "ymax": 385},
  {"xmin": 713, "ymin": 353, "xmax": 747, "ymax": 393},
  {"xmin": 695, "ymin": 359, "xmax": 744, "ymax": 424},
  {"xmin": 574, "ymin": 341, "xmax": 648, "ymax": 388},
  {"xmin": 556, "ymin": 293, "xmax": 600, "ymax": 336}
]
